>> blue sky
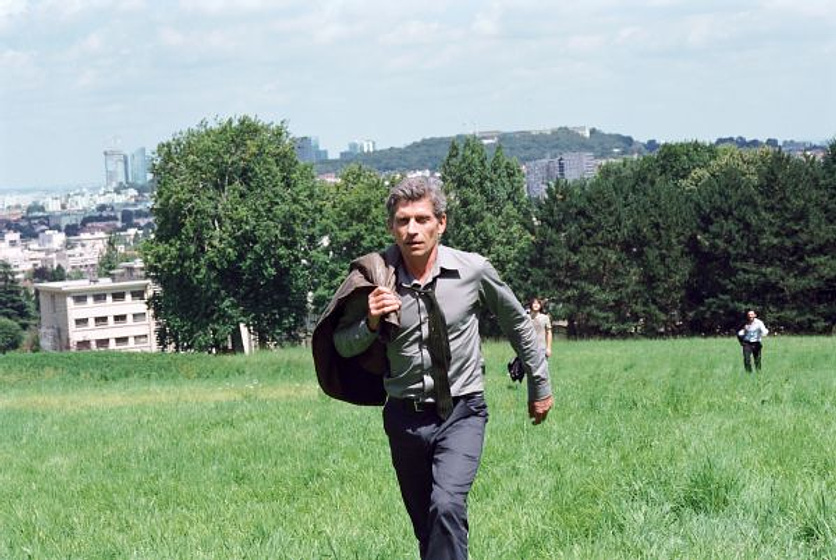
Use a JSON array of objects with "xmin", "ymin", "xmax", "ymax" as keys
[{"xmin": 1, "ymin": 0, "xmax": 834, "ymax": 189}]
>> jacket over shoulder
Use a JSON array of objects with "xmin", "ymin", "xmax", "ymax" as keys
[{"xmin": 311, "ymin": 245, "xmax": 400, "ymax": 405}]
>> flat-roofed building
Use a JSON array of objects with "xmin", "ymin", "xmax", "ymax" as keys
[{"xmin": 35, "ymin": 278, "xmax": 157, "ymax": 352}]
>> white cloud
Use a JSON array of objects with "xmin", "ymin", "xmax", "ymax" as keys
[
  {"xmin": 472, "ymin": 3, "xmax": 503, "ymax": 37},
  {"xmin": 73, "ymin": 67, "xmax": 100, "ymax": 89},
  {"xmin": 0, "ymin": 0, "xmax": 27, "ymax": 18},
  {"xmin": 0, "ymin": 48, "xmax": 44, "ymax": 89},
  {"xmin": 565, "ymin": 34, "xmax": 607, "ymax": 54},
  {"xmin": 178, "ymin": 0, "xmax": 293, "ymax": 16},
  {"xmin": 763, "ymin": 0, "xmax": 836, "ymax": 21},
  {"xmin": 156, "ymin": 25, "xmax": 239, "ymax": 52},
  {"xmin": 0, "ymin": 0, "xmax": 26, "ymax": 31},
  {"xmin": 67, "ymin": 31, "xmax": 106, "ymax": 57},
  {"xmin": 380, "ymin": 20, "xmax": 448, "ymax": 46}
]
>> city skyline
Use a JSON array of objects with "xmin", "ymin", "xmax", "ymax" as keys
[{"xmin": 1, "ymin": 0, "xmax": 834, "ymax": 190}]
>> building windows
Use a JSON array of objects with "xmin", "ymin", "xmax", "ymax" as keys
[{"xmin": 40, "ymin": 279, "xmax": 156, "ymax": 354}]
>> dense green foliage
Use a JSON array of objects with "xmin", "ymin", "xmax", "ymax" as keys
[
  {"xmin": 143, "ymin": 116, "xmax": 319, "ymax": 351},
  {"xmin": 96, "ymin": 234, "xmax": 121, "ymax": 277},
  {"xmin": 1, "ymin": 338, "xmax": 835, "ymax": 558},
  {"xmin": 308, "ymin": 164, "xmax": 392, "ymax": 312},
  {"xmin": 529, "ymin": 143, "xmax": 836, "ymax": 336},
  {"xmin": 441, "ymin": 139, "xmax": 533, "ymax": 295},
  {"xmin": 0, "ymin": 317, "xmax": 23, "ymax": 354},
  {"xmin": 0, "ymin": 261, "xmax": 34, "ymax": 332},
  {"xmin": 314, "ymin": 127, "xmax": 644, "ymax": 175},
  {"xmin": 141, "ymin": 113, "xmax": 833, "ymax": 345}
]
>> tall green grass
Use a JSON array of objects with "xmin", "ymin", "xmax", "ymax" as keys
[{"xmin": 1, "ymin": 336, "xmax": 834, "ymax": 559}]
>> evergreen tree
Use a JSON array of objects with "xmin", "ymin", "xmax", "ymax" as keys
[
  {"xmin": 0, "ymin": 262, "xmax": 35, "ymax": 330},
  {"xmin": 97, "ymin": 235, "xmax": 121, "ymax": 277}
]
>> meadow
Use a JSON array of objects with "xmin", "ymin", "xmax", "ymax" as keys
[{"xmin": 1, "ymin": 336, "xmax": 834, "ymax": 559}]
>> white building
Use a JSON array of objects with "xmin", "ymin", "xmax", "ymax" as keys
[
  {"xmin": 35, "ymin": 278, "xmax": 157, "ymax": 352},
  {"xmin": 37, "ymin": 229, "xmax": 66, "ymax": 249},
  {"xmin": 0, "ymin": 231, "xmax": 30, "ymax": 279}
]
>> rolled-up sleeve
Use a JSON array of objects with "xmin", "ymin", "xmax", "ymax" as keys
[{"xmin": 478, "ymin": 260, "xmax": 552, "ymax": 402}]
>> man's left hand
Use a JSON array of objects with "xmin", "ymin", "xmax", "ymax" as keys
[{"xmin": 528, "ymin": 395, "xmax": 553, "ymax": 425}]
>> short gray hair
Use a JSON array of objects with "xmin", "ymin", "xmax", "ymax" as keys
[{"xmin": 386, "ymin": 176, "xmax": 446, "ymax": 226}]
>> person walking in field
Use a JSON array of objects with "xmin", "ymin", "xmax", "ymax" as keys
[
  {"xmin": 313, "ymin": 176, "xmax": 553, "ymax": 560},
  {"xmin": 737, "ymin": 309, "xmax": 769, "ymax": 372},
  {"xmin": 529, "ymin": 297, "xmax": 553, "ymax": 359}
]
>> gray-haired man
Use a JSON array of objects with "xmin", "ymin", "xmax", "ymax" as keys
[{"xmin": 331, "ymin": 176, "xmax": 553, "ymax": 559}]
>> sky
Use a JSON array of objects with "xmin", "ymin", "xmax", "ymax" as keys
[{"xmin": 1, "ymin": 0, "xmax": 834, "ymax": 190}]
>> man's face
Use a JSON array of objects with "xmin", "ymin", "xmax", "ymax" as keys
[
  {"xmin": 747, "ymin": 311, "xmax": 756, "ymax": 322},
  {"xmin": 389, "ymin": 196, "xmax": 446, "ymax": 261}
]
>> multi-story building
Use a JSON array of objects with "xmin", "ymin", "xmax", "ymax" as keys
[
  {"xmin": 130, "ymin": 147, "xmax": 150, "ymax": 185},
  {"xmin": 294, "ymin": 136, "xmax": 328, "ymax": 163},
  {"xmin": 0, "ymin": 231, "xmax": 29, "ymax": 279},
  {"xmin": 35, "ymin": 277, "xmax": 157, "ymax": 352},
  {"xmin": 104, "ymin": 149, "xmax": 129, "ymax": 189},
  {"xmin": 523, "ymin": 152, "xmax": 599, "ymax": 198}
]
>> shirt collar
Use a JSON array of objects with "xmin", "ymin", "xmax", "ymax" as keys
[{"xmin": 397, "ymin": 244, "xmax": 458, "ymax": 287}]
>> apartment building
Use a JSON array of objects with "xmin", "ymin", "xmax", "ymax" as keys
[{"xmin": 35, "ymin": 277, "xmax": 157, "ymax": 352}]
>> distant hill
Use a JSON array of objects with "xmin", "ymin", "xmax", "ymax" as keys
[{"xmin": 313, "ymin": 127, "xmax": 647, "ymax": 175}]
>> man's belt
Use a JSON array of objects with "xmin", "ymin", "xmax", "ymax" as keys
[{"xmin": 388, "ymin": 395, "xmax": 470, "ymax": 413}]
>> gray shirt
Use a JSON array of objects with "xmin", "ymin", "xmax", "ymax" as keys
[{"xmin": 333, "ymin": 245, "xmax": 552, "ymax": 403}]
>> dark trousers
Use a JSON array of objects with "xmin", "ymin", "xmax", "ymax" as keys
[
  {"xmin": 742, "ymin": 341, "xmax": 763, "ymax": 372},
  {"xmin": 383, "ymin": 393, "xmax": 488, "ymax": 560}
]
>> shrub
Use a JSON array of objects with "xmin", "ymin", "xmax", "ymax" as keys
[{"xmin": 0, "ymin": 317, "xmax": 24, "ymax": 354}]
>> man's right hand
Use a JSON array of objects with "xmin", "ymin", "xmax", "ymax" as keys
[{"xmin": 366, "ymin": 287, "xmax": 401, "ymax": 331}]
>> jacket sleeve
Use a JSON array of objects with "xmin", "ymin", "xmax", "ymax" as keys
[
  {"xmin": 333, "ymin": 291, "xmax": 378, "ymax": 358},
  {"xmin": 478, "ymin": 258, "xmax": 552, "ymax": 402}
]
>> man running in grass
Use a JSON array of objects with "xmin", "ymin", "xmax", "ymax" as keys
[{"xmin": 316, "ymin": 176, "xmax": 553, "ymax": 560}]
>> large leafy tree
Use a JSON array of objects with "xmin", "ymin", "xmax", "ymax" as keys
[
  {"xmin": 441, "ymin": 138, "xmax": 534, "ymax": 297},
  {"xmin": 309, "ymin": 164, "xmax": 391, "ymax": 314},
  {"xmin": 143, "ymin": 116, "xmax": 319, "ymax": 351},
  {"xmin": 441, "ymin": 138, "xmax": 535, "ymax": 336}
]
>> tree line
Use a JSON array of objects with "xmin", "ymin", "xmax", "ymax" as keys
[{"xmin": 142, "ymin": 117, "xmax": 835, "ymax": 352}]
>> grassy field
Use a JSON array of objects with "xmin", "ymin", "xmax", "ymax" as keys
[{"xmin": 1, "ymin": 336, "xmax": 835, "ymax": 559}]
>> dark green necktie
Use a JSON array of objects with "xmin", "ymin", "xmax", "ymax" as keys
[{"xmin": 410, "ymin": 284, "xmax": 453, "ymax": 419}]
